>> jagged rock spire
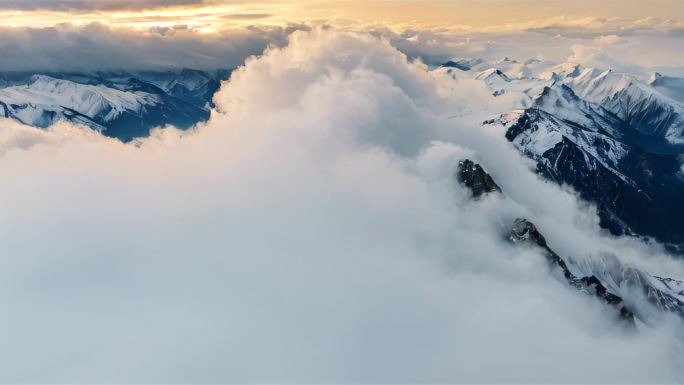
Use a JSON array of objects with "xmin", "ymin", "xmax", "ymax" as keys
[{"xmin": 456, "ymin": 159, "xmax": 502, "ymax": 199}]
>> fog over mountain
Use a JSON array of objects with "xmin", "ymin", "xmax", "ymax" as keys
[{"xmin": 2, "ymin": 28, "xmax": 684, "ymax": 382}]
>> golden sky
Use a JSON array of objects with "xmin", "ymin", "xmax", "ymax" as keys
[{"xmin": 0, "ymin": 0, "xmax": 683, "ymax": 31}]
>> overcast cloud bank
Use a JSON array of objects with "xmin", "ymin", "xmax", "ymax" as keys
[{"xmin": 0, "ymin": 17, "xmax": 683, "ymax": 75}]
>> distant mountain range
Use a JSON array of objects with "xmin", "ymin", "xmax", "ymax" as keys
[
  {"xmin": 0, "ymin": 68, "xmax": 230, "ymax": 141},
  {"xmin": 435, "ymin": 57, "xmax": 684, "ymax": 251}
]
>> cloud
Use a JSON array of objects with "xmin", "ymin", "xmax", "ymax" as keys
[
  {"xmin": 594, "ymin": 34, "xmax": 628, "ymax": 45},
  {"xmin": 0, "ymin": 0, "xmax": 205, "ymax": 10},
  {"xmin": 0, "ymin": 17, "xmax": 682, "ymax": 73},
  {"xmin": 323, "ymin": 19, "xmax": 684, "ymax": 72},
  {"xmin": 1, "ymin": 28, "xmax": 683, "ymax": 383},
  {"xmin": 0, "ymin": 23, "xmax": 299, "ymax": 72}
]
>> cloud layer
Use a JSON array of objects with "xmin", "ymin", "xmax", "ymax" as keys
[
  {"xmin": 0, "ymin": 18, "xmax": 683, "ymax": 76},
  {"xmin": 0, "ymin": 28, "xmax": 683, "ymax": 382},
  {"xmin": 0, "ymin": 23, "xmax": 299, "ymax": 72},
  {"xmin": 0, "ymin": 0, "xmax": 204, "ymax": 10}
]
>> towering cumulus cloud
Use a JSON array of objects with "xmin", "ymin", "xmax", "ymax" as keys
[{"xmin": 0, "ymin": 29, "xmax": 683, "ymax": 382}]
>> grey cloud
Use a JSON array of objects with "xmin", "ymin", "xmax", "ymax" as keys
[
  {"xmin": 0, "ymin": 20, "xmax": 682, "ymax": 74},
  {"xmin": 0, "ymin": 23, "xmax": 300, "ymax": 72}
]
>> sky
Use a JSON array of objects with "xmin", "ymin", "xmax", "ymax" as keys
[
  {"xmin": 0, "ymin": 0, "xmax": 682, "ymax": 30},
  {"xmin": 0, "ymin": 0, "xmax": 682, "ymax": 74}
]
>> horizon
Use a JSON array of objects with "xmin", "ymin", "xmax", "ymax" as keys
[{"xmin": 0, "ymin": 0, "xmax": 682, "ymax": 30}]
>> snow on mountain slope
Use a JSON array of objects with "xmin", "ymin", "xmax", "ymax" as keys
[
  {"xmin": 562, "ymin": 68, "xmax": 684, "ymax": 143},
  {"xmin": 135, "ymin": 69, "xmax": 214, "ymax": 92},
  {"xmin": 471, "ymin": 69, "xmax": 512, "ymax": 96},
  {"xmin": 650, "ymin": 72, "xmax": 684, "ymax": 104},
  {"xmin": 509, "ymin": 85, "xmax": 632, "ymax": 181},
  {"xmin": 0, "ymin": 70, "xmax": 222, "ymax": 141},
  {"xmin": 538, "ymin": 62, "xmax": 583, "ymax": 81},
  {"xmin": 447, "ymin": 57, "xmax": 558, "ymax": 80},
  {"xmin": 533, "ymin": 84, "xmax": 625, "ymax": 137},
  {"xmin": 435, "ymin": 56, "xmax": 684, "ymax": 248},
  {"xmin": 130, "ymin": 68, "xmax": 229, "ymax": 108},
  {"xmin": 437, "ymin": 55, "xmax": 684, "ymax": 146},
  {"xmin": 495, "ymin": 80, "xmax": 684, "ymax": 249},
  {"xmin": 0, "ymin": 75, "xmax": 159, "ymax": 124}
]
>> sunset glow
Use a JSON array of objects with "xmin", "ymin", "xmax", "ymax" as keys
[{"xmin": 1, "ymin": 0, "xmax": 682, "ymax": 31}]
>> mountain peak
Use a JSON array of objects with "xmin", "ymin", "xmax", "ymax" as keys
[{"xmin": 648, "ymin": 71, "xmax": 664, "ymax": 85}]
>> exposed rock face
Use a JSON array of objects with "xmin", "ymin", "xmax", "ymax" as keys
[
  {"xmin": 456, "ymin": 159, "xmax": 636, "ymax": 325},
  {"xmin": 509, "ymin": 219, "xmax": 635, "ymax": 324},
  {"xmin": 440, "ymin": 60, "xmax": 472, "ymax": 71},
  {"xmin": 589, "ymin": 254, "xmax": 684, "ymax": 319},
  {"xmin": 509, "ymin": 218, "xmax": 684, "ymax": 322},
  {"xmin": 502, "ymin": 84, "xmax": 684, "ymax": 251},
  {"xmin": 509, "ymin": 219, "xmax": 573, "ymax": 279},
  {"xmin": 456, "ymin": 159, "xmax": 502, "ymax": 199}
]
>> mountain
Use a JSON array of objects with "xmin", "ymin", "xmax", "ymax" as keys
[
  {"xmin": 122, "ymin": 68, "xmax": 229, "ymax": 109},
  {"xmin": 437, "ymin": 58, "xmax": 684, "ymax": 250},
  {"xmin": 650, "ymin": 72, "xmax": 684, "ymax": 104},
  {"xmin": 0, "ymin": 69, "xmax": 230, "ymax": 141},
  {"xmin": 458, "ymin": 160, "xmax": 683, "ymax": 325},
  {"xmin": 563, "ymin": 68, "xmax": 684, "ymax": 145},
  {"xmin": 502, "ymin": 87, "xmax": 684, "ymax": 248}
]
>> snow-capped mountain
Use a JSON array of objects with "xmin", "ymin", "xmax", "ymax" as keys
[
  {"xmin": 650, "ymin": 72, "xmax": 684, "ymax": 103},
  {"xmin": 0, "ymin": 69, "xmax": 229, "ymax": 141},
  {"xmin": 563, "ymin": 68, "xmax": 684, "ymax": 144},
  {"xmin": 436, "ymin": 58, "xmax": 684, "ymax": 250}
]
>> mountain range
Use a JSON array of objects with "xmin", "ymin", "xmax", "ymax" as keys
[
  {"xmin": 0, "ymin": 68, "xmax": 229, "ymax": 141},
  {"xmin": 434, "ymin": 57, "xmax": 684, "ymax": 252}
]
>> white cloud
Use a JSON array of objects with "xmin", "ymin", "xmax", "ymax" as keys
[{"xmin": 0, "ymin": 28, "xmax": 683, "ymax": 382}]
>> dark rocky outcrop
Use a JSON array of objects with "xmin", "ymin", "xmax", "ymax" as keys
[
  {"xmin": 456, "ymin": 159, "xmax": 502, "ymax": 199},
  {"xmin": 509, "ymin": 218, "xmax": 636, "ymax": 325},
  {"xmin": 440, "ymin": 60, "xmax": 472, "ymax": 71},
  {"xmin": 456, "ymin": 157, "xmax": 684, "ymax": 325}
]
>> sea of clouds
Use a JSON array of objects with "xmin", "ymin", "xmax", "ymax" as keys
[
  {"xmin": 1, "ymin": 16, "xmax": 684, "ymax": 76},
  {"xmin": 1, "ymin": 28, "xmax": 683, "ymax": 382}
]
